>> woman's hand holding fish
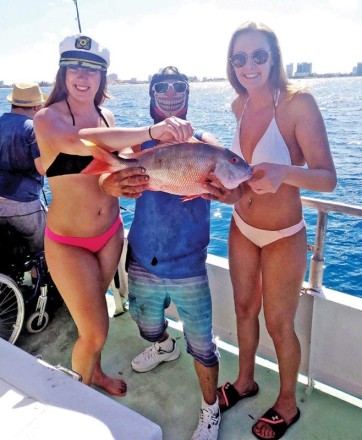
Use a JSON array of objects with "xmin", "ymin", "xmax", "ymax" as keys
[
  {"xmin": 99, "ymin": 168, "xmax": 149, "ymax": 198},
  {"xmin": 151, "ymin": 116, "xmax": 194, "ymax": 143},
  {"xmin": 202, "ymin": 172, "xmax": 243, "ymax": 204},
  {"xmin": 247, "ymin": 163, "xmax": 286, "ymax": 194}
]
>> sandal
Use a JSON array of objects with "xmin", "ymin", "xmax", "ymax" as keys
[
  {"xmin": 217, "ymin": 381, "xmax": 259, "ymax": 412},
  {"xmin": 252, "ymin": 407, "xmax": 301, "ymax": 440}
]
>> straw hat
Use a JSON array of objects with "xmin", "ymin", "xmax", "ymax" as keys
[{"xmin": 6, "ymin": 82, "xmax": 48, "ymax": 107}]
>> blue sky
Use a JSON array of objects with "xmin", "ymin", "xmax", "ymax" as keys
[{"xmin": 0, "ymin": 0, "xmax": 361, "ymax": 83}]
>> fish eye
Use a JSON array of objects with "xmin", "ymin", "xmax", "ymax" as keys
[{"xmin": 230, "ymin": 157, "xmax": 238, "ymax": 163}]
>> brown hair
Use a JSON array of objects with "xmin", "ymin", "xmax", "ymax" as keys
[
  {"xmin": 45, "ymin": 67, "xmax": 109, "ymax": 107},
  {"xmin": 226, "ymin": 22, "xmax": 291, "ymax": 96}
]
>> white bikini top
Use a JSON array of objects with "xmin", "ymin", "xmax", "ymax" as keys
[{"xmin": 231, "ymin": 89, "xmax": 291, "ymax": 166}]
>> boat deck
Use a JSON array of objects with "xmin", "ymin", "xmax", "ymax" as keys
[{"xmin": 15, "ymin": 303, "xmax": 362, "ymax": 440}]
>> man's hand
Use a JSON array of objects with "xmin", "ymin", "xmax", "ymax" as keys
[
  {"xmin": 201, "ymin": 172, "xmax": 243, "ymax": 204},
  {"xmin": 99, "ymin": 168, "xmax": 149, "ymax": 198}
]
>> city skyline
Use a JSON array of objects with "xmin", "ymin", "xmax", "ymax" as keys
[{"xmin": 0, "ymin": 0, "xmax": 361, "ymax": 84}]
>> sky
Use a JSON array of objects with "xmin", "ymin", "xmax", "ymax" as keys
[{"xmin": 0, "ymin": 0, "xmax": 361, "ymax": 84}]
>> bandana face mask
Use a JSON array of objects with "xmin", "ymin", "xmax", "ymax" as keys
[{"xmin": 150, "ymin": 78, "xmax": 189, "ymax": 122}]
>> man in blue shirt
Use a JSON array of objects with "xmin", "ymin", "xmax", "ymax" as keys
[
  {"xmin": 102, "ymin": 66, "xmax": 222, "ymax": 440},
  {"xmin": 0, "ymin": 82, "xmax": 47, "ymax": 260}
]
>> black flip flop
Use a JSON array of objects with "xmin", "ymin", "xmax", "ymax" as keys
[
  {"xmin": 252, "ymin": 407, "xmax": 301, "ymax": 440},
  {"xmin": 217, "ymin": 381, "xmax": 259, "ymax": 412}
]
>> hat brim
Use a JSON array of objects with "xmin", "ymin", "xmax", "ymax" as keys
[
  {"xmin": 59, "ymin": 50, "xmax": 108, "ymax": 71},
  {"xmin": 6, "ymin": 93, "xmax": 48, "ymax": 107},
  {"xmin": 59, "ymin": 59, "xmax": 106, "ymax": 71}
]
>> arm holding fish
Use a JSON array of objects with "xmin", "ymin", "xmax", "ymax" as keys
[
  {"xmin": 98, "ymin": 168, "xmax": 149, "ymax": 198},
  {"xmin": 79, "ymin": 116, "xmax": 193, "ymax": 151},
  {"xmin": 194, "ymin": 130, "xmax": 222, "ymax": 147},
  {"xmin": 202, "ymin": 173, "xmax": 244, "ymax": 204},
  {"xmin": 34, "ymin": 105, "xmax": 97, "ymax": 169},
  {"xmin": 248, "ymin": 93, "xmax": 336, "ymax": 195}
]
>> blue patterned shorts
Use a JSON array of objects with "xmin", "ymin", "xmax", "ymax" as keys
[{"xmin": 128, "ymin": 260, "xmax": 220, "ymax": 367}]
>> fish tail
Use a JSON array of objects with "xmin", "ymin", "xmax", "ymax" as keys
[
  {"xmin": 80, "ymin": 139, "xmax": 122, "ymax": 175},
  {"xmin": 81, "ymin": 159, "xmax": 116, "ymax": 175}
]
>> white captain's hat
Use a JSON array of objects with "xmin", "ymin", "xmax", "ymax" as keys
[{"xmin": 59, "ymin": 34, "xmax": 110, "ymax": 71}]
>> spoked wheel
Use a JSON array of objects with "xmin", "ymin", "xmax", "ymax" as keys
[
  {"xmin": 26, "ymin": 311, "xmax": 49, "ymax": 333},
  {"xmin": 0, "ymin": 274, "xmax": 25, "ymax": 344}
]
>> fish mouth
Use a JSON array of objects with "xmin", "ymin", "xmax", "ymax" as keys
[{"xmin": 223, "ymin": 167, "xmax": 253, "ymax": 189}]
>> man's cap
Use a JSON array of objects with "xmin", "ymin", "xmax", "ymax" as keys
[
  {"xmin": 59, "ymin": 34, "xmax": 110, "ymax": 71},
  {"xmin": 6, "ymin": 82, "xmax": 48, "ymax": 107}
]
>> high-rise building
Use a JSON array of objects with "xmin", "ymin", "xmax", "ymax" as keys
[
  {"xmin": 295, "ymin": 62, "xmax": 312, "ymax": 77},
  {"xmin": 285, "ymin": 63, "xmax": 294, "ymax": 78}
]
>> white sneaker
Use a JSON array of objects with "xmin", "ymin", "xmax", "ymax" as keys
[
  {"xmin": 131, "ymin": 339, "xmax": 181, "ymax": 372},
  {"xmin": 191, "ymin": 401, "xmax": 221, "ymax": 440}
]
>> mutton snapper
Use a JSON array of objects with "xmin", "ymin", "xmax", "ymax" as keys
[{"xmin": 81, "ymin": 140, "xmax": 252, "ymax": 200}]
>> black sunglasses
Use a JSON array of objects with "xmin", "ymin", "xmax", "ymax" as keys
[
  {"xmin": 230, "ymin": 49, "xmax": 271, "ymax": 69},
  {"xmin": 153, "ymin": 81, "xmax": 188, "ymax": 94}
]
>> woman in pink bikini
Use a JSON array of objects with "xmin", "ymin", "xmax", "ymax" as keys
[
  {"xmin": 34, "ymin": 34, "xmax": 192, "ymax": 396},
  {"xmin": 203, "ymin": 22, "xmax": 336, "ymax": 439}
]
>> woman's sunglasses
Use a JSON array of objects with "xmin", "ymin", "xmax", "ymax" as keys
[
  {"xmin": 230, "ymin": 49, "xmax": 271, "ymax": 69},
  {"xmin": 153, "ymin": 81, "xmax": 188, "ymax": 94}
]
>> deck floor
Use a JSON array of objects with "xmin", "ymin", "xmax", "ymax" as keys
[{"xmin": 16, "ymin": 303, "xmax": 362, "ymax": 440}]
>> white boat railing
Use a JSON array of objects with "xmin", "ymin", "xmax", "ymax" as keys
[{"xmin": 301, "ymin": 196, "xmax": 362, "ymax": 291}]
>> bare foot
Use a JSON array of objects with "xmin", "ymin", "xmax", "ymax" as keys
[{"xmin": 92, "ymin": 370, "xmax": 127, "ymax": 396}]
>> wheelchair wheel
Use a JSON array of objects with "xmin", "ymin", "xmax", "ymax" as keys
[
  {"xmin": 26, "ymin": 311, "xmax": 49, "ymax": 333},
  {"xmin": 0, "ymin": 274, "xmax": 25, "ymax": 344}
]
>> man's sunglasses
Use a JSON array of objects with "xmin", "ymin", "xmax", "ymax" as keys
[
  {"xmin": 153, "ymin": 81, "xmax": 188, "ymax": 94},
  {"xmin": 229, "ymin": 49, "xmax": 271, "ymax": 69}
]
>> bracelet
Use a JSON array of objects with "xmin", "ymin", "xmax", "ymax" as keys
[{"xmin": 148, "ymin": 125, "xmax": 156, "ymax": 141}]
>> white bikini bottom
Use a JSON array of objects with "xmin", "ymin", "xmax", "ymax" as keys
[{"xmin": 232, "ymin": 209, "xmax": 305, "ymax": 248}]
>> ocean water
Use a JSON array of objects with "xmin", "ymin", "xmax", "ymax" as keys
[{"xmin": 0, "ymin": 77, "xmax": 361, "ymax": 297}]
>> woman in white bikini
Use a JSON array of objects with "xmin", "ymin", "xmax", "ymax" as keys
[{"xmin": 203, "ymin": 22, "xmax": 336, "ymax": 440}]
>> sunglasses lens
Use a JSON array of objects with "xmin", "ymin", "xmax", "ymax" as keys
[
  {"xmin": 154, "ymin": 82, "xmax": 169, "ymax": 93},
  {"xmin": 230, "ymin": 53, "xmax": 247, "ymax": 68},
  {"xmin": 173, "ymin": 82, "xmax": 187, "ymax": 93},
  {"xmin": 154, "ymin": 82, "xmax": 187, "ymax": 93},
  {"xmin": 253, "ymin": 49, "xmax": 270, "ymax": 65}
]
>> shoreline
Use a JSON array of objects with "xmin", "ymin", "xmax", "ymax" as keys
[{"xmin": 1, "ymin": 73, "xmax": 361, "ymax": 89}]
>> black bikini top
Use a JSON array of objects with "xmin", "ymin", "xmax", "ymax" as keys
[{"xmin": 45, "ymin": 100, "xmax": 110, "ymax": 177}]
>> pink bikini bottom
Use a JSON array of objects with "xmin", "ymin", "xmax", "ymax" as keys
[
  {"xmin": 45, "ymin": 216, "xmax": 122, "ymax": 253},
  {"xmin": 233, "ymin": 209, "xmax": 305, "ymax": 248}
]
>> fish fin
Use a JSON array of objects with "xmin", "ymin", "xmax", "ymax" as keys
[
  {"xmin": 80, "ymin": 139, "xmax": 116, "ymax": 160},
  {"xmin": 80, "ymin": 139, "xmax": 97, "ymax": 148},
  {"xmin": 180, "ymin": 194, "xmax": 203, "ymax": 202}
]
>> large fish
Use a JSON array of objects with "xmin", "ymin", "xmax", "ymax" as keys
[{"xmin": 81, "ymin": 140, "xmax": 252, "ymax": 200}]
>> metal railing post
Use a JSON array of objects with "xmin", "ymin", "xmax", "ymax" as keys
[{"xmin": 308, "ymin": 210, "xmax": 329, "ymax": 291}]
